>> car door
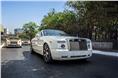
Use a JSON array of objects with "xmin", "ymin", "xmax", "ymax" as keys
[
  {"xmin": 36, "ymin": 32, "xmax": 44, "ymax": 55},
  {"xmin": 32, "ymin": 34, "xmax": 39, "ymax": 52}
]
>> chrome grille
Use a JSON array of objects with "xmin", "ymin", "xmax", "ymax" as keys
[
  {"xmin": 10, "ymin": 41, "xmax": 17, "ymax": 44},
  {"xmin": 69, "ymin": 39, "xmax": 87, "ymax": 51}
]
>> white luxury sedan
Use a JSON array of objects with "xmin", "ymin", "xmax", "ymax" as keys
[
  {"xmin": 5, "ymin": 37, "xmax": 22, "ymax": 48},
  {"xmin": 31, "ymin": 29, "xmax": 92, "ymax": 63}
]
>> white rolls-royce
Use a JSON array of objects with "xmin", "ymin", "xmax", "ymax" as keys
[{"xmin": 31, "ymin": 29, "xmax": 92, "ymax": 63}]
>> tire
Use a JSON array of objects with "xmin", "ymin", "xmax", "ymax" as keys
[
  {"xmin": 31, "ymin": 47, "xmax": 35, "ymax": 54},
  {"xmin": 43, "ymin": 43, "xmax": 53, "ymax": 63}
]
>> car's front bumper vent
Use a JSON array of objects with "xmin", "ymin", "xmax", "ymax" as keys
[{"xmin": 70, "ymin": 55, "xmax": 86, "ymax": 58}]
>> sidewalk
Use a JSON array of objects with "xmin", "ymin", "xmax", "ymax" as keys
[
  {"xmin": 94, "ymin": 49, "xmax": 118, "ymax": 52},
  {"xmin": 93, "ymin": 50, "xmax": 118, "ymax": 57}
]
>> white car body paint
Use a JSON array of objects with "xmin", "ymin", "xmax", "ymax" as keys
[
  {"xmin": 32, "ymin": 29, "xmax": 93, "ymax": 60},
  {"xmin": 5, "ymin": 38, "xmax": 22, "ymax": 47}
]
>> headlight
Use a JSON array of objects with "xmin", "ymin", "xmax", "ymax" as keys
[
  {"xmin": 57, "ymin": 41, "xmax": 66, "ymax": 49},
  {"xmin": 57, "ymin": 44, "xmax": 66, "ymax": 49},
  {"xmin": 7, "ymin": 40, "xmax": 10, "ymax": 44},
  {"xmin": 60, "ymin": 44, "xmax": 65, "ymax": 48},
  {"xmin": 18, "ymin": 40, "xmax": 21, "ymax": 44}
]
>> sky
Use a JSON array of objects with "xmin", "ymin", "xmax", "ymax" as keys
[{"xmin": 1, "ymin": 1, "xmax": 66, "ymax": 33}]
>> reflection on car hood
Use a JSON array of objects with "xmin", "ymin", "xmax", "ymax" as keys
[
  {"xmin": 8, "ymin": 39, "xmax": 19, "ymax": 42},
  {"xmin": 44, "ymin": 36, "xmax": 80, "ymax": 40}
]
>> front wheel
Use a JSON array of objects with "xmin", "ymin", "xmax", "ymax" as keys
[{"xmin": 43, "ymin": 44, "xmax": 53, "ymax": 63}]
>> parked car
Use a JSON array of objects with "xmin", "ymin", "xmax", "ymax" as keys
[
  {"xmin": 31, "ymin": 29, "xmax": 92, "ymax": 63},
  {"xmin": 22, "ymin": 40, "xmax": 30, "ymax": 45},
  {"xmin": 5, "ymin": 37, "xmax": 22, "ymax": 48}
]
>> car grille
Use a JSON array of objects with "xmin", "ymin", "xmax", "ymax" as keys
[
  {"xmin": 69, "ymin": 39, "xmax": 87, "ymax": 51},
  {"xmin": 10, "ymin": 41, "xmax": 17, "ymax": 44}
]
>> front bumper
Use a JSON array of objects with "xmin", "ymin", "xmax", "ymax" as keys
[{"xmin": 51, "ymin": 49, "xmax": 92, "ymax": 60}]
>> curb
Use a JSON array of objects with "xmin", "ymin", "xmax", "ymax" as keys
[{"xmin": 93, "ymin": 50, "xmax": 118, "ymax": 57}]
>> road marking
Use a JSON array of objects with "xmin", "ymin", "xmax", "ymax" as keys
[{"xmin": 93, "ymin": 50, "xmax": 118, "ymax": 57}]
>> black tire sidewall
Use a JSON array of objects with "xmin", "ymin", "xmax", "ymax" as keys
[{"xmin": 43, "ymin": 44, "xmax": 52, "ymax": 63}]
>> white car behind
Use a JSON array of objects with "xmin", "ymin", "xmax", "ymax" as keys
[
  {"xmin": 31, "ymin": 29, "xmax": 92, "ymax": 63},
  {"xmin": 5, "ymin": 37, "xmax": 22, "ymax": 48},
  {"xmin": 22, "ymin": 40, "xmax": 30, "ymax": 45}
]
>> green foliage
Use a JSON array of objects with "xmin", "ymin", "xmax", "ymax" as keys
[
  {"xmin": 40, "ymin": 1, "xmax": 118, "ymax": 42},
  {"xmin": 66, "ymin": 1, "xmax": 118, "ymax": 40},
  {"xmin": 22, "ymin": 1, "xmax": 118, "ymax": 49},
  {"xmin": 40, "ymin": 10, "xmax": 79, "ymax": 35},
  {"xmin": 18, "ymin": 33, "xmax": 29, "ymax": 40},
  {"xmin": 22, "ymin": 22, "xmax": 38, "ymax": 41}
]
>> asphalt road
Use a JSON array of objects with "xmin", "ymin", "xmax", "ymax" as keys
[{"xmin": 1, "ymin": 46, "xmax": 118, "ymax": 78}]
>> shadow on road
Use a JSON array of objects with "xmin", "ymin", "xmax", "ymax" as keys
[
  {"xmin": 22, "ymin": 51, "xmax": 92, "ymax": 65},
  {"xmin": 2, "ymin": 51, "xmax": 118, "ymax": 78}
]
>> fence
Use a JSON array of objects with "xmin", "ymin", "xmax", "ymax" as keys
[{"xmin": 92, "ymin": 42, "xmax": 113, "ymax": 50}]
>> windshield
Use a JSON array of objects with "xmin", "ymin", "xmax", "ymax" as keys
[{"xmin": 43, "ymin": 29, "xmax": 68, "ymax": 36}]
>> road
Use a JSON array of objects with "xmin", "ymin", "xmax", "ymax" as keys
[{"xmin": 1, "ymin": 46, "xmax": 118, "ymax": 78}]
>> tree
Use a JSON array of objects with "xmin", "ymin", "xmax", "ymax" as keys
[
  {"xmin": 22, "ymin": 22, "xmax": 38, "ymax": 47},
  {"xmin": 40, "ymin": 1, "xmax": 118, "ymax": 49},
  {"xmin": 18, "ymin": 32, "xmax": 29, "ymax": 40},
  {"xmin": 40, "ymin": 10, "xmax": 78, "ymax": 35},
  {"xmin": 66, "ymin": 1, "xmax": 118, "ymax": 40},
  {"xmin": 66, "ymin": 1, "xmax": 118, "ymax": 49}
]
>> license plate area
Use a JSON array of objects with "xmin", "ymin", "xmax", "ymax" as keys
[{"xmin": 11, "ymin": 42, "xmax": 17, "ymax": 44}]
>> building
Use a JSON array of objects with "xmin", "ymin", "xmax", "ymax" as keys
[
  {"xmin": 0, "ymin": 24, "xmax": 10, "ymax": 41},
  {"xmin": 0, "ymin": 24, "xmax": 4, "ymax": 35},
  {"xmin": 4, "ymin": 28, "xmax": 9, "ymax": 35},
  {"xmin": 0, "ymin": 24, "xmax": 9, "ymax": 35},
  {"xmin": 14, "ymin": 28, "xmax": 23, "ymax": 35}
]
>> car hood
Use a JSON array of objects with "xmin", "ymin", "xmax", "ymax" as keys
[
  {"xmin": 43, "ymin": 36, "xmax": 80, "ymax": 41},
  {"xmin": 8, "ymin": 39, "xmax": 19, "ymax": 42}
]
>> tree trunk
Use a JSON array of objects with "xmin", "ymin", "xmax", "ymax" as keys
[{"xmin": 29, "ymin": 36, "xmax": 32, "ymax": 50}]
